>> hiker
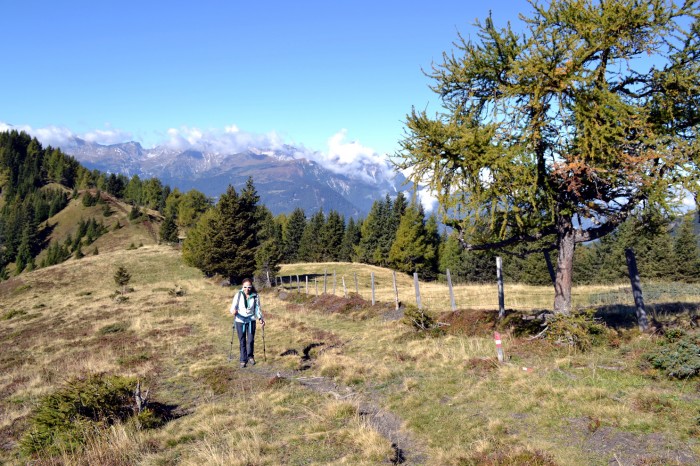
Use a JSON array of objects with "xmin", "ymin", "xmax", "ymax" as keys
[{"xmin": 230, "ymin": 278, "xmax": 265, "ymax": 368}]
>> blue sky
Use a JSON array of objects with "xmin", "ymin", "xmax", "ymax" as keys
[{"xmin": 0, "ymin": 1, "xmax": 528, "ymax": 161}]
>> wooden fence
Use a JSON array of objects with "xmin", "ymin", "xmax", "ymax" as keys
[{"xmin": 276, "ymin": 256, "xmax": 700, "ymax": 316}]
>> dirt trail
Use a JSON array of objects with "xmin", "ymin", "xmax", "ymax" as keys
[{"xmin": 248, "ymin": 364, "xmax": 426, "ymax": 465}]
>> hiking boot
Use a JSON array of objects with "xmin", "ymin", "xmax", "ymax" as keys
[
  {"xmin": 248, "ymin": 357, "xmax": 256, "ymax": 366},
  {"xmin": 240, "ymin": 362, "xmax": 246, "ymax": 368}
]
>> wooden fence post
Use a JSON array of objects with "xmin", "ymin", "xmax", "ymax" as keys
[
  {"xmin": 305, "ymin": 275, "xmax": 309, "ymax": 295},
  {"xmin": 413, "ymin": 272, "xmax": 422, "ymax": 310},
  {"xmin": 342, "ymin": 276, "xmax": 347, "ymax": 298},
  {"xmin": 625, "ymin": 248, "xmax": 649, "ymax": 331},
  {"xmin": 496, "ymin": 257, "xmax": 505, "ymax": 319},
  {"xmin": 392, "ymin": 270, "xmax": 400, "ymax": 311},
  {"xmin": 266, "ymin": 271, "xmax": 271, "ymax": 288},
  {"xmin": 446, "ymin": 269, "xmax": 457, "ymax": 311},
  {"xmin": 371, "ymin": 272, "xmax": 376, "ymax": 305}
]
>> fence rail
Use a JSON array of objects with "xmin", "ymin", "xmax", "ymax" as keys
[{"xmin": 277, "ymin": 262, "xmax": 700, "ymax": 313}]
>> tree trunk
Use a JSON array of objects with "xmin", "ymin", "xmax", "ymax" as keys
[{"xmin": 553, "ymin": 216, "xmax": 575, "ymax": 314}]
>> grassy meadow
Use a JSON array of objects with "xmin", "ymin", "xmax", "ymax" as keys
[{"xmin": 0, "ymin": 248, "xmax": 699, "ymax": 465}]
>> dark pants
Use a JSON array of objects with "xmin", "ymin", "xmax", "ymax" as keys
[{"xmin": 235, "ymin": 320, "xmax": 256, "ymax": 363}]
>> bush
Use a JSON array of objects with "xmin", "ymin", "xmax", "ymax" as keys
[
  {"xmin": 98, "ymin": 322, "xmax": 129, "ymax": 335},
  {"xmin": 20, "ymin": 374, "xmax": 136, "ymax": 456},
  {"xmin": 402, "ymin": 305, "xmax": 445, "ymax": 337},
  {"xmin": 646, "ymin": 331, "xmax": 700, "ymax": 379},
  {"xmin": 545, "ymin": 309, "xmax": 609, "ymax": 351}
]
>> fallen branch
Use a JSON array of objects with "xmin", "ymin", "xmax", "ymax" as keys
[{"xmin": 528, "ymin": 325, "xmax": 549, "ymax": 340}]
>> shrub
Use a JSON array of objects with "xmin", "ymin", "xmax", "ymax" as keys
[
  {"xmin": 98, "ymin": 322, "xmax": 130, "ymax": 335},
  {"xmin": 402, "ymin": 305, "xmax": 445, "ymax": 337},
  {"xmin": 646, "ymin": 332, "xmax": 700, "ymax": 379},
  {"xmin": 545, "ymin": 309, "xmax": 609, "ymax": 351},
  {"xmin": 2, "ymin": 309, "xmax": 27, "ymax": 320},
  {"xmin": 20, "ymin": 374, "xmax": 136, "ymax": 456}
]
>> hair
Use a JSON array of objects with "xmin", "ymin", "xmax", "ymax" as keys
[{"xmin": 241, "ymin": 278, "xmax": 257, "ymax": 294}]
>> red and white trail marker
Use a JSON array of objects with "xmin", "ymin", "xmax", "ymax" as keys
[{"xmin": 494, "ymin": 331, "xmax": 504, "ymax": 363}]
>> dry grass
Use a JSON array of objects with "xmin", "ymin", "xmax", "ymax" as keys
[
  {"xmin": 279, "ymin": 263, "xmax": 700, "ymax": 313},
  {"xmin": 1, "ymin": 252, "xmax": 699, "ymax": 465}
]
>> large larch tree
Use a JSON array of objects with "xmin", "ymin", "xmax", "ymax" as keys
[{"xmin": 397, "ymin": 0, "xmax": 700, "ymax": 313}]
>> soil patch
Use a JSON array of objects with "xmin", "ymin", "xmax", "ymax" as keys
[{"xmin": 566, "ymin": 417, "xmax": 698, "ymax": 464}]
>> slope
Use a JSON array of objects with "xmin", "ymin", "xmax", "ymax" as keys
[{"xmin": 0, "ymin": 249, "xmax": 699, "ymax": 465}]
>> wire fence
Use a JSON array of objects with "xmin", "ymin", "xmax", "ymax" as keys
[{"xmin": 276, "ymin": 264, "xmax": 700, "ymax": 314}]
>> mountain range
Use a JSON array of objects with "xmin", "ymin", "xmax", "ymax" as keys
[{"xmin": 59, "ymin": 138, "xmax": 408, "ymax": 218}]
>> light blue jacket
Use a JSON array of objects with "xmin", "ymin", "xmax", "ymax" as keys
[{"xmin": 229, "ymin": 289, "xmax": 263, "ymax": 324}]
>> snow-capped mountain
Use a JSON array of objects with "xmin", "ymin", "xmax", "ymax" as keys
[{"xmin": 60, "ymin": 138, "xmax": 407, "ymax": 218}]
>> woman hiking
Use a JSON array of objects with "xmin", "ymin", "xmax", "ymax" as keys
[{"xmin": 230, "ymin": 278, "xmax": 265, "ymax": 368}]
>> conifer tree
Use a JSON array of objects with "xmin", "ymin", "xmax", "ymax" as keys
[
  {"xmin": 177, "ymin": 190, "xmax": 212, "ymax": 230},
  {"xmin": 298, "ymin": 210, "xmax": 325, "ymax": 262},
  {"xmin": 389, "ymin": 203, "xmax": 435, "ymax": 275},
  {"xmin": 674, "ymin": 213, "xmax": 700, "ymax": 281},
  {"xmin": 114, "ymin": 265, "xmax": 131, "ymax": 294},
  {"xmin": 182, "ymin": 209, "xmax": 217, "ymax": 272},
  {"xmin": 283, "ymin": 207, "xmax": 306, "ymax": 263},
  {"xmin": 355, "ymin": 200, "xmax": 387, "ymax": 265},
  {"xmin": 340, "ymin": 217, "xmax": 361, "ymax": 262},
  {"xmin": 254, "ymin": 206, "xmax": 283, "ymax": 283},
  {"xmin": 159, "ymin": 213, "xmax": 179, "ymax": 243},
  {"xmin": 199, "ymin": 179, "xmax": 261, "ymax": 284},
  {"xmin": 319, "ymin": 210, "xmax": 345, "ymax": 261},
  {"xmin": 397, "ymin": 1, "xmax": 700, "ymax": 313},
  {"xmin": 424, "ymin": 213, "xmax": 441, "ymax": 279}
]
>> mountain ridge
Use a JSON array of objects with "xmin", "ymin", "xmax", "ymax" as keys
[{"xmin": 60, "ymin": 138, "xmax": 407, "ymax": 218}]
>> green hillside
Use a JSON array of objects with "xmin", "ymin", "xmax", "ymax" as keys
[{"xmin": 1, "ymin": 248, "xmax": 698, "ymax": 465}]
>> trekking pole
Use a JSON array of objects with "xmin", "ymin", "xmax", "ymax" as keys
[
  {"xmin": 227, "ymin": 323, "xmax": 235, "ymax": 363},
  {"xmin": 262, "ymin": 325, "xmax": 267, "ymax": 362}
]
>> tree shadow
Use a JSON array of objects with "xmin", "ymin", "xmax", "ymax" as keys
[
  {"xmin": 594, "ymin": 302, "xmax": 699, "ymax": 330},
  {"xmin": 36, "ymin": 221, "xmax": 57, "ymax": 252}
]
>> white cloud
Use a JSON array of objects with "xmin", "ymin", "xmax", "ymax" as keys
[
  {"xmin": 312, "ymin": 129, "xmax": 393, "ymax": 183},
  {"xmin": 0, "ymin": 121, "xmax": 401, "ymax": 186},
  {"xmin": 163, "ymin": 125, "xmax": 284, "ymax": 154},
  {"xmin": 0, "ymin": 122, "xmax": 132, "ymax": 147},
  {"xmin": 82, "ymin": 128, "xmax": 133, "ymax": 145},
  {"xmin": 416, "ymin": 186, "xmax": 438, "ymax": 213}
]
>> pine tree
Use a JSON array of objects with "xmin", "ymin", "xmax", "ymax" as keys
[
  {"xmin": 255, "ymin": 206, "xmax": 283, "ymax": 284},
  {"xmin": 319, "ymin": 210, "xmax": 345, "ymax": 261},
  {"xmin": 182, "ymin": 209, "xmax": 218, "ymax": 272},
  {"xmin": 355, "ymin": 200, "xmax": 387, "ymax": 265},
  {"xmin": 74, "ymin": 243, "xmax": 84, "ymax": 259},
  {"xmin": 298, "ymin": 210, "xmax": 325, "ymax": 262},
  {"xmin": 200, "ymin": 179, "xmax": 261, "ymax": 284},
  {"xmin": 177, "ymin": 190, "xmax": 212, "ymax": 230},
  {"xmin": 674, "ymin": 213, "xmax": 700, "ymax": 282},
  {"xmin": 340, "ymin": 217, "xmax": 361, "ymax": 262},
  {"xmin": 114, "ymin": 265, "xmax": 131, "ymax": 293},
  {"xmin": 159, "ymin": 213, "xmax": 179, "ymax": 243},
  {"xmin": 424, "ymin": 213, "xmax": 441, "ymax": 279},
  {"xmin": 283, "ymin": 208, "xmax": 307, "ymax": 263},
  {"xmin": 389, "ymin": 203, "xmax": 435, "ymax": 275}
]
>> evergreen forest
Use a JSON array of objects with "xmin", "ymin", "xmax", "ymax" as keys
[{"xmin": 1, "ymin": 129, "xmax": 699, "ymax": 287}]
